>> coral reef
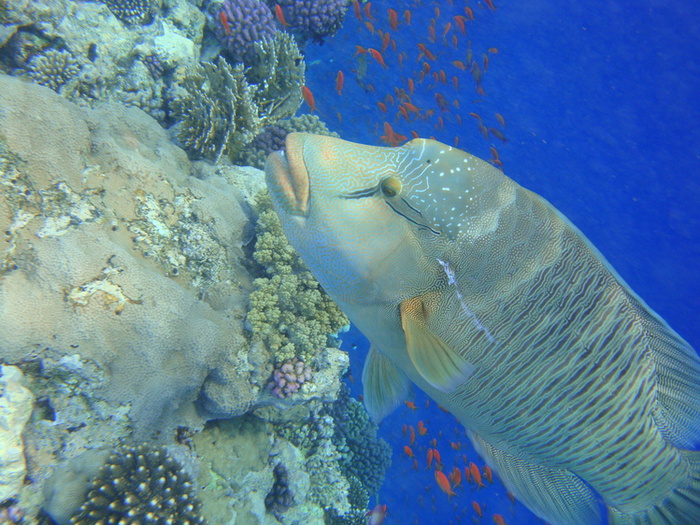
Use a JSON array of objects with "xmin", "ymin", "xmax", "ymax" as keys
[
  {"xmin": 323, "ymin": 475, "xmax": 370, "ymax": 524},
  {"xmin": 247, "ymin": 191, "xmax": 349, "ymax": 364},
  {"xmin": 331, "ymin": 388, "xmax": 392, "ymax": 494},
  {"xmin": 268, "ymin": 357, "xmax": 313, "ymax": 398},
  {"xmin": 0, "ymin": 366, "xmax": 34, "ymax": 502},
  {"xmin": 105, "ymin": 0, "xmax": 155, "ymax": 25},
  {"xmin": 0, "ymin": 74, "xmax": 260, "ymax": 441},
  {"xmin": 265, "ymin": 463, "xmax": 294, "ymax": 517},
  {"xmin": 26, "ymin": 49, "xmax": 82, "ymax": 93},
  {"xmin": 238, "ymin": 113, "xmax": 338, "ymax": 169},
  {"xmin": 170, "ymin": 31, "xmax": 303, "ymax": 162},
  {"xmin": 273, "ymin": 0, "xmax": 351, "ymax": 44},
  {"xmin": 214, "ymin": 0, "xmax": 277, "ymax": 65},
  {"xmin": 69, "ymin": 443, "xmax": 204, "ymax": 524}
]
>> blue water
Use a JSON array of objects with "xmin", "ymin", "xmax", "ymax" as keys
[{"xmin": 302, "ymin": 1, "xmax": 700, "ymax": 523}]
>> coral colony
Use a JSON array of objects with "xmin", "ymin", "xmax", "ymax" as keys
[{"xmin": 268, "ymin": 358, "xmax": 313, "ymax": 398}]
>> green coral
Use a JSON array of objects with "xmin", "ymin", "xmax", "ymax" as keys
[
  {"xmin": 247, "ymin": 191, "xmax": 348, "ymax": 364},
  {"xmin": 170, "ymin": 32, "xmax": 304, "ymax": 162}
]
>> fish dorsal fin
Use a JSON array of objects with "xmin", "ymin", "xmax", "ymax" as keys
[
  {"xmin": 400, "ymin": 296, "xmax": 475, "ymax": 393},
  {"xmin": 362, "ymin": 346, "xmax": 412, "ymax": 423}
]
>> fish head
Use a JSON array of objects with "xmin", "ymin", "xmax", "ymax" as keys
[
  {"xmin": 265, "ymin": 133, "xmax": 510, "ymax": 304},
  {"xmin": 265, "ymin": 132, "xmax": 422, "ymax": 304}
]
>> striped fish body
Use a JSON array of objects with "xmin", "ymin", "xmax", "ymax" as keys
[{"xmin": 265, "ymin": 133, "xmax": 700, "ymax": 524}]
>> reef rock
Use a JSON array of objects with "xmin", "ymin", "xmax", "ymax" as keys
[
  {"xmin": 0, "ymin": 365, "xmax": 34, "ymax": 502},
  {"xmin": 0, "ymin": 73, "xmax": 263, "ymax": 438}
]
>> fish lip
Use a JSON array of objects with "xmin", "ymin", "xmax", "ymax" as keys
[{"xmin": 265, "ymin": 133, "xmax": 310, "ymax": 217}]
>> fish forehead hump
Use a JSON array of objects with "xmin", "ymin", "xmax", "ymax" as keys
[{"xmin": 396, "ymin": 138, "xmax": 515, "ymax": 241}]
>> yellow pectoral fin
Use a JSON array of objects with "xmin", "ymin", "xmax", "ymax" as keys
[{"xmin": 400, "ymin": 297, "xmax": 475, "ymax": 393}]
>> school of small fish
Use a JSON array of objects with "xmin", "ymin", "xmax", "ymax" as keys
[{"xmin": 302, "ymin": 0, "xmax": 506, "ymax": 171}]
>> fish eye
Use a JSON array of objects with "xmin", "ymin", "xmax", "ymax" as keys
[{"xmin": 380, "ymin": 176, "xmax": 402, "ymax": 198}]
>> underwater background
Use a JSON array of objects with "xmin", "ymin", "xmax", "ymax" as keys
[{"xmin": 0, "ymin": 0, "xmax": 697, "ymax": 523}]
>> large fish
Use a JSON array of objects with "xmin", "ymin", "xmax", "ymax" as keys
[{"xmin": 265, "ymin": 133, "xmax": 700, "ymax": 524}]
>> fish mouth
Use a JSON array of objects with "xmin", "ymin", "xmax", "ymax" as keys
[{"xmin": 265, "ymin": 133, "xmax": 310, "ymax": 217}]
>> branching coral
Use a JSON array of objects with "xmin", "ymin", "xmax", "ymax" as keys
[
  {"xmin": 70, "ymin": 443, "xmax": 204, "ymax": 524},
  {"xmin": 273, "ymin": 0, "xmax": 351, "ymax": 44},
  {"xmin": 330, "ymin": 388, "xmax": 392, "ymax": 494},
  {"xmin": 214, "ymin": 0, "xmax": 277, "ymax": 65},
  {"xmin": 246, "ymin": 191, "xmax": 348, "ymax": 364},
  {"xmin": 170, "ymin": 32, "xmax": 304, "ymax": 162},
  {"xmin": 26, "ymin": 49, "xmax": 81, "ymax": 93},
  {"xmin": 238, "ymin": 113, "xmax": 338, "ymax": 169}
]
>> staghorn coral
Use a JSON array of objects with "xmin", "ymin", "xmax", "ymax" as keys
[
  {"xmin": 69, "ymin": 443, "xmax": 204, "ymax": 524},
  {"xmin": 246, "ymin": 191, "xmax": 348, "ymax": 364},
  {"xmin": 330, "ymin": 388, "xmax": 391, "ymax": 494},
  {"xmin": 214, "ymin": 0, "xmax": 277, "ymax": 65},
  {"xmin": 104, "ymin": 0, "xmax": 155, "ymax": 25},
  {"xmin": 273, "ymin": 0, "xmax": 351, "ymax": 44},
  {"xmin": 26, "ymin": 49, "xmax": 81, "ymax": 93},
  {"xmin": 170, "ymin": 33, "xmax": 303, "ymax": 163}
]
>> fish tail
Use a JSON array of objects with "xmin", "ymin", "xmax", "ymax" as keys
[{"xmin": 608, "ymin": 450, "xmax": 700, "ymax": 525}]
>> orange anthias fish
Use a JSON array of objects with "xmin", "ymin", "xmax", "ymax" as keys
[
  {"xmin": 301, "ymin": 85, "xmax": 316, "ymax": 113},
  {"xmin": 219, "ymin": 10, "xmax": 231, "ymax": 36},
  {"xmin": 483, "ymin": 465, "xmax": 493, "ymax": 484},
  {"xmin": 432, "ymin": 448, "xmax": 441, "ymax": 464},
  {"xmin": 409, "ymin": 425, "xmax": 416, "ymax": 445},
  {"xmin": 492, "ymin": 514, "xmax": 506, "ymax": 525},
  {"xmin": 426, "ymin": 448, "xmax": 434, "ymax": 469},
  {"xmin": 417, "ymin": 420, "xmax": 427, "ymax": 435},
  {"xmin": 470, "ymin": 462, "xmax": 485, "ymax": 488},
  {"xmin": 274, "ymin": 4, "xmax": 289, "ymax": 27},
  {"xmin": 404, "ymin": 400, "xmax": 417, "ymax": 410},
  {"xmin": 450, "ymin": 466, "xmax": 462, "ymax": 487},
  {"xmin": 335, "ymin": 70, "xmax": 344, "ymax": 95},
  {"xmin": 366, "ymin": 504, "xmax": 388, "ymax": 525},
  {"xmin": 368, "ymin": 48, "xmax": 388, "ymax": 69},
  {"xmin": 417, "ymin": 43, "xmax": 437, "ymax": 61},
  {"xmin": 403, "ymin": 445, "xmax": 415, "ymax": 458},
  {"xmin": 484, "ymin": 0, "xmax": 497, "ymax": 11},
  {"xmin": 435, "ymin": 470, "xmax": 456, "ymax": 499},
  {"xmin": 387, "ymin": 8, "xmax": 399, "ymax": 30},
  {"xmin": 353, "ymin": 0, "xmax": 362, "ymax": 21},
  {"xmin": 472, "ymin": 501, "xmax": 483, "ymax": 518}
]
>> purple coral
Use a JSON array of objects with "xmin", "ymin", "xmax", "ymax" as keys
[
  {"xmin": 268, "ymin": 358, "xmax": 313, "ymax": 398},
  {"xmin": 273, "ymin": 0, "xmax": 350, "ymax": 44},
  {"xmin": 214, "ymin": 0, "xmax": 277, "ymax": 65}
]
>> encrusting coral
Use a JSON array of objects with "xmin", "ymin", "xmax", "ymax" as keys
[{"xmin": 246, "ymin": 191, "xmax": 349, "ymax": 365}]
